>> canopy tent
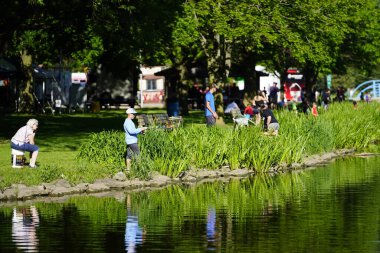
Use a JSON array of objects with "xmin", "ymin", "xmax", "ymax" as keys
[
  {"xmin": 0, "ymin": 58, "xmax": 18, "ymax": 111},
  {"xmin": 0, "ymin": 58, "xmax": 17, "ymax": 75}
]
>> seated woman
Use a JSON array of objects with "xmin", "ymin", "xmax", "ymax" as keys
[
  {"xmin": 252, "ymin": 91, "xmax": 268, "ymax": 125},
  {"xmin": 11, "ymin": 119, "xmax": 39, "ymax": 168},
  {"xmin": 253, "ymin": 90, "xmax": 268, "ymax": 108}
]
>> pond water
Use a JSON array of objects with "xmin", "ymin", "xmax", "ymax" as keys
[{"xmin": 0, "ymin": 156, "xmax": 379, "ymax": 253}]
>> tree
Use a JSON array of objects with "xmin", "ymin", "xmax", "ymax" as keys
[
  {"xmin": 0, "ymin": 0, "xmax": 102, "ymax": 111},
  {"xmin": 334, "ymin": 0, "xmax": 380, "ymax": 79}
]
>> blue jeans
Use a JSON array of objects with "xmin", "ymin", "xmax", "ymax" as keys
[{"xmin": 11, "ymin": 142, "xmax": 39, "ymax": 153}]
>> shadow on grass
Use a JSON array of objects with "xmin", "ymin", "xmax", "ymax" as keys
[
  {"xmin": 0, "ymin": 109, "xmax": 231, "ymax": 151},
  {"xmin": 0, "ymin": 111, "xmax": 126, "ymax": 149}
]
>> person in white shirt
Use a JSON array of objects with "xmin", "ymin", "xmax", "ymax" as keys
[{"xmin": 11, "ymin": 119, "xmax": 39, "ymax": 168}]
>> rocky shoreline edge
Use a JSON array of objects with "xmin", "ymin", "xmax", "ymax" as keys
[{"xmin": 0, "ymin": 149, "xmax": 378, "ymax": 205}]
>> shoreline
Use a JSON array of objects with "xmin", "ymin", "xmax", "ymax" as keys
[{"xmin": 0, "ymin": 149, "xmax": 379, "ymax": 205}]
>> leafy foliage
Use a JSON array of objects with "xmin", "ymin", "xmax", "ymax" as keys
[{"xmin": 1, "ymin": 0, "xmax": 379, "ymax": 95}]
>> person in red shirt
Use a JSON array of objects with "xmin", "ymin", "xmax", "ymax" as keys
[
  {"xmin": 244, "ymin": 101, "xmax": 260, "ymax": 125},
  {"xmin": 244, "ymin": 104, "xmax": 254, "ymax": 118},
  {"xmin": 311, "ymin": 102, "xmax": 318, "ymax": 117}
]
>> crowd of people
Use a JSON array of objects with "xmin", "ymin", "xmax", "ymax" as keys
[
  {"xmin": 205, "ymin": 82, "xmax": 372, "ymax": 136},
  {"xmin": 204, "ymin": 83, "xmax": 280, "ymax": 135}
]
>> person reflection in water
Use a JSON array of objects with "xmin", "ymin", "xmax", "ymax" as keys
[
  {"xmin": 12, "ymin": 206, "xmax": 40, "ymax": 252},
  {"xmin": 125, "ymin": 195, "xmax": 145, "ymax": 253},
  {"xmin": 207, "ymin": 207, "xmax": 216, "ymax": 241},
  {"xmin": 206, "ymin": 207, "xmax": 221, "ymax": 251}
]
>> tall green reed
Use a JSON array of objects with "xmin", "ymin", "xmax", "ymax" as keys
[{"xmin": 78, "ymin": 103, "xmax": 380, "ymax": 178}]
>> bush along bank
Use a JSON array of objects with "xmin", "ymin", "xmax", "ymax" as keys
[
  {"xmin": 0, "ymin": 102, "xmax": 379, "ymax": 201},
  {"xmin": 79, "ymin": 102, "xmax": 380, "ymax": 179}
]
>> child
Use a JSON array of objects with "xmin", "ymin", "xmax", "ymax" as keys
[
  {"xmin": 244, "ymin": 101, "xmax": 260, "ymax": 124},
  {"xmin": 244, "ymin": 103, "xmax": 254, "ymax": 119},
  {"xmin": 291, "ymin": 102, "xmax": 298, "ymax": 113},
  {"xmin": 365, "ymin": 93, "xmax": 371, "ymax": 103},
  {"xmin": 353, "ymin": 101, "xmax": 358, "ymax": 109},
  {"xmin": 311, "ymin": 102, "xmax": 318, "ymax": 117}
]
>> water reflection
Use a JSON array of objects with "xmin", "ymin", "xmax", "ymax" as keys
[
  {"xmin": 12, "ymin": 206, "xmax": 39, "ymax": 252},
  {"xmin": 206, "ymin": 207, "xmax": 216, "ymax": 241},
  {"xmin": 0, "ymin": 157, "xmax": 378, "ymax": 252},
  {"xmin": 125, "ymin": 195, "xmax": 145, "ymax": 253},
  {"xmin": 206, "ymin": 207, "xmax": 224, "ymax": 251}
]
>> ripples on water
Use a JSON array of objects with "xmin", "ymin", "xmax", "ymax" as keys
[{"xmin": 0, "ymin": 156, "xmax": 379, "ymax": 252}]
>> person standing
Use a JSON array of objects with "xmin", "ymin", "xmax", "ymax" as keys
[
  {"xmin": 365, "ymin": 92, "xmax": 371, "ymax": 103},
  {"xmin": 301, "ymin": 97, "xmax": 310, "ymax": 114},
  {"xmin": 124, "ymin": 108, "xmax": 147, "ymax": 171},
  {"xmin": 353, "ymin": 101, "xmax": 358, "ymax": 110},
  {"xmin": 360, "ymin": 92, "xmax": 364, "ymax": 101},
  {"xmin": 204, "ymin": 84, "xmax": 219, "ymax": 126},
  {"xmin": 269, "ymin": 82, "xmax": 279, "ymax": 109},
  {"xmin": 337, "ymin": 86, "xmax": 345, "ymax": 102},
  {"xmin": 263, "ymin": 87, "xmax": 267, "ymax": 97},
  {"xmin": 322, "ymin": 88, "xmax": 331, "ymax": 110},
  {"xmin": 11, "ymin": 119, "xmax": 39, "ymax": 168},
  {"xmin": 260, "ymin": 104, "xmax": 279, "ymax": 135}
]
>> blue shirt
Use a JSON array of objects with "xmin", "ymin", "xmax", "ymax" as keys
[
  {"xmin": 205, "ymin": 92, "xmax": 215, "ymax": 116},
  {"xmin": 124, "ymin": 118, "xmax": 142, "ymax": 145}
]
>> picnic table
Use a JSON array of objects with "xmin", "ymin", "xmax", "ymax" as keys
[{"xmin": 136, "ymin": 114, "xmax": 183, "ymax": 130}]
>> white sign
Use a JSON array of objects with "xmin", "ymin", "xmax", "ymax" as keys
[
  {"xmin": 287, "ymin": 74, "xmax": 303, "ymax": 79},
  {"xmin": 71, "ymin": 72, "xmax": 87, "ymax": 85}
]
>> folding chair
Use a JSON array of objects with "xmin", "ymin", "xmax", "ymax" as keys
[{"xmin": 230, "ymin": 108, "xmax": 255, "ymax": 128}]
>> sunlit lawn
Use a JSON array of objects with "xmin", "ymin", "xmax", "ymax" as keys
[{"xmin": 0, "ymin": 108, "xmax": 209, "ymax": 177}]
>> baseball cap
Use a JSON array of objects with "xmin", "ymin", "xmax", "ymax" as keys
[{"xmin": 126, "ymin": 108, "xmax": 137, "ymax": 114}]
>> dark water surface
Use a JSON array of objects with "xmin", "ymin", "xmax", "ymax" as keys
[{"xmin": 0, "ymin": 156, "xmax": 379, "ymax": 253}]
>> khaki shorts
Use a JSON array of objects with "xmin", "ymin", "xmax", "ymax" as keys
[
  {"xmin": 268, "ymin": 123, "xmax": 279, "ymax": 131},
  {"xmin": 126, "ymin": 143, "xmax": 140, "ymax": 159}
]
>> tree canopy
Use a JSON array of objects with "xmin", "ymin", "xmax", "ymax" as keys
[{"xmin": 0, "ymin": 0, "xmax": 379, "ymax": 90}]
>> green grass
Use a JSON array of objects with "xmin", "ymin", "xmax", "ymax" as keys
[
  {"xmin": 0, "ymin": 108, "xmax": 204, "ymax": 188},
  {"xmin": 0, "ymin": 102, "xmax": 379, "ymax": 190}
]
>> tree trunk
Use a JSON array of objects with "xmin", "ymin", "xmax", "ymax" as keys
[
  {"xmin": 204, "ymin": 33, "xmax": 231, "ymax": 124},
  {"xmin": 240, "ymin": 53, "xmax": 258, "ymax": 103},
  {"xmin": 177, "ymin": 64, "xmax": 189, "ymax": 116},
  {"xmin": 18, "ymin": 50, "xmax": 34, "ymax": 113},
  {"xmin": 303, "ymin": 62, "xmax": 318, "ymax": 94}
]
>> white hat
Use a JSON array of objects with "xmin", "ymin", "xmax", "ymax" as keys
[{"xmin": 126, "ymin": 108, "xmax": 137, "ymax": 114}]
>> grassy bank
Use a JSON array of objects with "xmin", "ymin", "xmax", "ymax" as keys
[
  {"xmin": 0, "ymin": 102, "xmax": 379, "ymax": 189},
  {"xmin": 0, "ymin": 109, "xmax": 204, "ymax": 189}
]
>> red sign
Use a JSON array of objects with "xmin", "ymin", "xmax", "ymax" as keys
[
  {"xmin": 287, "ymin": 68, "xmax": 299, "ymax": 74},
  {"xmin": 142, "ymin": 90, "xmax": 164, "ymax": 104}
]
